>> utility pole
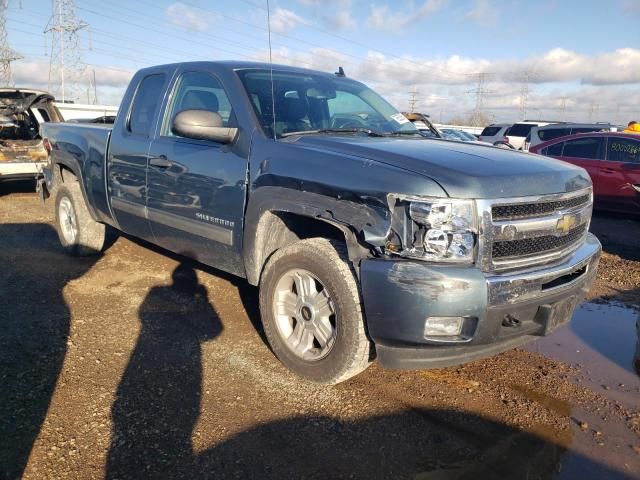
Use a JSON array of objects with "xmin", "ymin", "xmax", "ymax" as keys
[
  {"xmin": 467, "ymin": 72, "xmax": 493, "ymax": 127},
  {"xmin": 0, "ymin": 0, "xmax": 22, "ymax": 87},
  {"xmin": 45, "ymin": 0, "xmax": 88, "ymax": 103},
  {"xmin": 408, "ymin": 87, "xmax": 418, "ymax": 113}
]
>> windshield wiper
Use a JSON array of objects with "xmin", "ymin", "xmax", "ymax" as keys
[{"xmin": 281, "ymin": 128, "xmax": 387, "ymax": 138}]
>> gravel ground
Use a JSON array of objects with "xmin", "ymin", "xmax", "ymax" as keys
[{"xmin": 0, "ymin": 181, "xmax": 638, "ymax": 480}]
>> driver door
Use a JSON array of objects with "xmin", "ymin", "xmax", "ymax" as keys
[{"xmin": 146, "ymin": 70, "xmax": 247, "ymax": 276}]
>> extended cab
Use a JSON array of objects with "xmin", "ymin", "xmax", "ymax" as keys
[{"xmin": 38, "ymin": 62, "xmax": 601, "ymax": 384}]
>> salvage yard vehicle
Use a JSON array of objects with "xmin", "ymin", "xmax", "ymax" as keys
[
  {"xmin": 0, "ymin": 89, "xmax": 64, "ymax": 182},
  {"xmin": 531, "ymin": 132, "xmax": 640, "ymax": 214},
  {"xmin": 524, "ymin": 122, "xmax": 616, "ymax": 151},
  {"xmin": 38, "ymin": 61, "xmax": 601, "ymax": 384}
]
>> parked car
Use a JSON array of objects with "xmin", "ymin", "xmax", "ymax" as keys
[
  {"xmin": 504, "ymin": 121, "xmax": 555, "ymax": 150},
  {"xmin": 440, "ymin": 128, "xmax": 492, "ymax": 145},
  {"xmin": 531, "ymin": 132, "xmax": 640, "ymax": 214},
  {"xmin": 478, "ymin": 123, "xmax": 511, "ymax": 145},
  {"xmin": 38, "ymin": 61, "xmax": 600, "ymax": 384},
  {"xmin": 525, "ymin": 123, "xmax": 615, "ymax": 151},
  {"xmin": 0, "ymin": 89, "xmax": 64, "ymax": 182}
]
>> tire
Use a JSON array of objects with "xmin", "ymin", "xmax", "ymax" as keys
[
  {"xmin": 259, "ymin": 238, "xmax": 373, "ymax": 384},
  {"xmin": 53, "ymin": 178, "xmax": 106, "ymax": 256}
]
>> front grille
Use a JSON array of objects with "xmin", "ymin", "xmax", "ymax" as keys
[
  {"xmin": 492, "ymin": 194, "xmax": 590, "ymax": 221},
  {"xmin": 493, "ymin": 224, "xmax": 587, "ymax": 259}
]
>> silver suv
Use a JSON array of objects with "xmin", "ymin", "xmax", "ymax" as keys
[
  {"xmin": 478, "ymin": 123, "xmax": 511, "ymax": 145},
  {"xmin": 525, "ymin": 123, "xmax": 616, "ymax": 151}
]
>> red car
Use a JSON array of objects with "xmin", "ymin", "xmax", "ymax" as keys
[{"xmin": 530, "ymin": 132, "xmax": 640, "ymax": 214}]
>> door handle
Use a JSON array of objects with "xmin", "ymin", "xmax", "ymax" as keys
[
  {"xmin": 601, "ymin": 168, "xmax": 616, "ymax": 174},
  {"xmin": 149, "ymin": 155, "xmax": 172, "ymax": 169}
]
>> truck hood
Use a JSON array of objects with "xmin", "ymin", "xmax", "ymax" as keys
[{"xmin": 288, "ymin": 136, "xmax": 591, "ymax": 198}]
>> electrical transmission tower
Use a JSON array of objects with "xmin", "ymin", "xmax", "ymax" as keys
[
  {"xmin": 467, "ymin": 72, "xmax": 493, "ymax": 127},
  {"xmin": 45, "ymin": 0, "xmax": 88, "ymax": 103},
  {"xmin": 559, "ymin": 96, "xmax": 569, "ymax": 121},
  {"xmin": 408, "ymin": 87, "xmax": 418, "ymax": 113},
  {"xmin": 518, "ymin": 69, "xmax": 536, "ymax": 120},
  {"xmin": 0, "ymin": 0, "xmax": 23, "ymax": 87}
]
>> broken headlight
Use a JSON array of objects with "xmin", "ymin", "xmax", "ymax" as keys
[{"xmin": 387, "ymin": 195, "xmax": 477, "ymax": 263}]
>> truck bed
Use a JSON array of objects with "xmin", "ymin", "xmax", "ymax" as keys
[{"xmin": 41, "ymin": 122, "xmax": 113, "ymax": 224}]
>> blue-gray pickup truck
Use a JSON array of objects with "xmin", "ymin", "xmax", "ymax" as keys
[{"xmin": 38, "ymin": 61, "xmax": 601, "ymax": 384}]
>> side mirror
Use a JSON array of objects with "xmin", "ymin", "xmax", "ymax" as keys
[{"xmin": 172, "ymin": 109, "xmax": 238, "ymax": 144}]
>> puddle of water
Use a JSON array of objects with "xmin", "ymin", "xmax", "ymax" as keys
[{"xmin": 526, "ymin": 301, "xmax": 640, "ymax": 407}]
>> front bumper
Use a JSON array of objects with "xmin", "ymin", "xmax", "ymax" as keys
[
  {"xmin": 360, "ymin": 233, "xmax": 601, "ymax": 369},
  {"xmin": 0, "ymin": 161, "xmax": 46, "ymax": 180}
]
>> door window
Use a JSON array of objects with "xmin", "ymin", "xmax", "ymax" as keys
[
  {"xmin": 607, "ymin": 138, "xmax": 640, "ymax": 164},
  {"xmin": 541, "ymin": 141, "xmax": 564, "ymax": 156},
  {"xmin": 163, "ymin": 71, "xmax": 234, "ymax": 138},
  {"xmin": 128, "ymin": 73, "xmax": 166, "ymax": 136},
  {"xmin": 562, "ymin": 137, "xmax": 603, "ymax": 159}
]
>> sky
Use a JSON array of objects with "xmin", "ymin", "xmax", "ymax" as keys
[{"xmin": 5, "ymin": 0, "xmax": 640, "ymax": 124}]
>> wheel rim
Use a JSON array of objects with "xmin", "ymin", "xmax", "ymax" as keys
[
  {"xmin": 272, "ymin": 269, "xmax": 337, "ymax": 361},
  {"xmin": 58, "ymin": 196, "xmax": 78, "ymax": 244}
]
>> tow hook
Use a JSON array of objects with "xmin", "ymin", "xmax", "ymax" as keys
[{"xmin": 502, "ymin": 314, "xmax": 521, "ymax": 328}]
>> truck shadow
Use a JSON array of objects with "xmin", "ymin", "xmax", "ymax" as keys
[
  {"xmin": 0, "ymin": 178, "xmax": 37, "ymax": 196},
  {"xmin": 0, "ymin": 223, "xmax": 101, "ymax": 479}
]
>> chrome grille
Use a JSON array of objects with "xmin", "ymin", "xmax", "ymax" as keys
[
  {"xmin": 491, "ymin": 194, "xmax": 591, "ymax": 221},
  {"xmin": 478, "ymin": 188, "xmax": 593, "ymax": 272},
  {"xmin": 493, "ymin": 224, "xmax": 587, "ymax": 259}
]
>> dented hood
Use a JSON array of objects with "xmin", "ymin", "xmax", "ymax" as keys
[
  {"xmin": 289, "ymin": 136, "xmax": 591, "ymax": 199},
  {"xmin": 0, "ymin": 90, "xmax": 55, "ymax": 115}
]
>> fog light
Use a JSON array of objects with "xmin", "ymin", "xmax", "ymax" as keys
[{"xmin": 424, "ymin": 316, "xmax": 464, "ymax": 337}]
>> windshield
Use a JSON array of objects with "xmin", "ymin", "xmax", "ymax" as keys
[{"xmin": 237, "ymin": 69, "xmax": 419, "ymax": 139}]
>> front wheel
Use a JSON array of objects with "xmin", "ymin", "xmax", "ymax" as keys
[
  {"xmin": 54, "ymin": 181, "xmax": 106, "ymax": 256},
  {"xmin": 259, "ymin": 238, "xmax": 373, "ymax": 384}
]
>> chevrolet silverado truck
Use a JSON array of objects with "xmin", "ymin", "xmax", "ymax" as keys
[
  {"xmin": 0, "ymin": 89, "xmax": 64, "ymax": 182},
  {"xmin": 37, "ymin": 61, "xmax": 601, "ymax": 384}
]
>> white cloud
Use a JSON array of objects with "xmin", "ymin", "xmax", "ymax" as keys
[
  {"xmin": 165, "ymin": 2, "xmax": 211, "ymax": 32},
  {"xmin": 367, "ymin": 0, "xmax": 447, "ymax": 31},
  {"xmin": 323, "ymin": 10, "xmax": 356, "ymax": 30},
  {"xmin": 270, "ymin": 8, "xmax": 308, "ymax": 34},
  {"xmin": 465, "ymin": 0, "xmax": 499, "ymax": 27},
  {"xmin": 298, "ymin": 0, "xmax": 355, "ymax": 30}
]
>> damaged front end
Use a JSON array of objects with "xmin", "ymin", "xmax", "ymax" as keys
[{"xmin": 0, "ymin": 89, "xmax": 60, "ymax": 181}]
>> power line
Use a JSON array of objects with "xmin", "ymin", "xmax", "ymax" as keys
[
  {"xmin": 45, "ymin": 0, "xmax": 88, "ymax": 102},
  {"xmin": 0, "ymin": 0, "xmax": 22, "ymax": 86},
  {"xmin": 559, "ymin": 95, "xmax": 569, "ymax": 121}
]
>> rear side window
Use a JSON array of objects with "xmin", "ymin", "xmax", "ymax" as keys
[
  {"xmin": 539, "ymin": 128, "xmax": 570, "ymax": 141},
  {"xmin": 541, "ymin": 141, "xmax": 564, "ymax": 156},
  {"xmin": 572, "ymin": 127, "xmax": 607, "ymax": 134},
  {"xmin": 128, "ymin": 73, "xmax": 166, "ymax": 136},
  {"xmin": 508, "ymin": 123, "xmax": 535, "ymax": 137},
  {"xmin": 562, "ymin": 137, "xmax": 603, "ymax": 159},
  {"xmin": 607, "ymin": 138, "xmax": 640, "ymax": 164},
  {"xmin": 481, "ymin": 126, "xmax": 501, "ymax": 136}
]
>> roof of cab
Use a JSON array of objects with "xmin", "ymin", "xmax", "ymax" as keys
[{"xmin": 137, "ymin": 60, "xmax": 346, "ymax": 78}]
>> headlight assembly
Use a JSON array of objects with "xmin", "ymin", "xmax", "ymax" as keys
[{"xmin": 387, "ymin": 195, "xmax": 477, "ymax": 263}]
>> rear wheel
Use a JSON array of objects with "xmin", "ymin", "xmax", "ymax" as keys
[
  {"xmin": 259, "ymin": 238, "xmax": 372, "ymax": 384},
  {"xmin": 54, "ymin": 178, "xmax": 106, "ymax": 256}
]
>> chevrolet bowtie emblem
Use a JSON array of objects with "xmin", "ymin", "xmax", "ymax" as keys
[{"xmin": 556, "ymin": 215, "xmax": 577, "ymax": 234}]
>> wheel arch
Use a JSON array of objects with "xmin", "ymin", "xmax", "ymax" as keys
[{"xmin": 243, "ymin": 188, "xmax": 381, "ymax": 286}]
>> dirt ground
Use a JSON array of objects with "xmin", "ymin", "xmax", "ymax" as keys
[{"xmin": 1, "ymin": 180, "xmax": 638, "ymax": 480}]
